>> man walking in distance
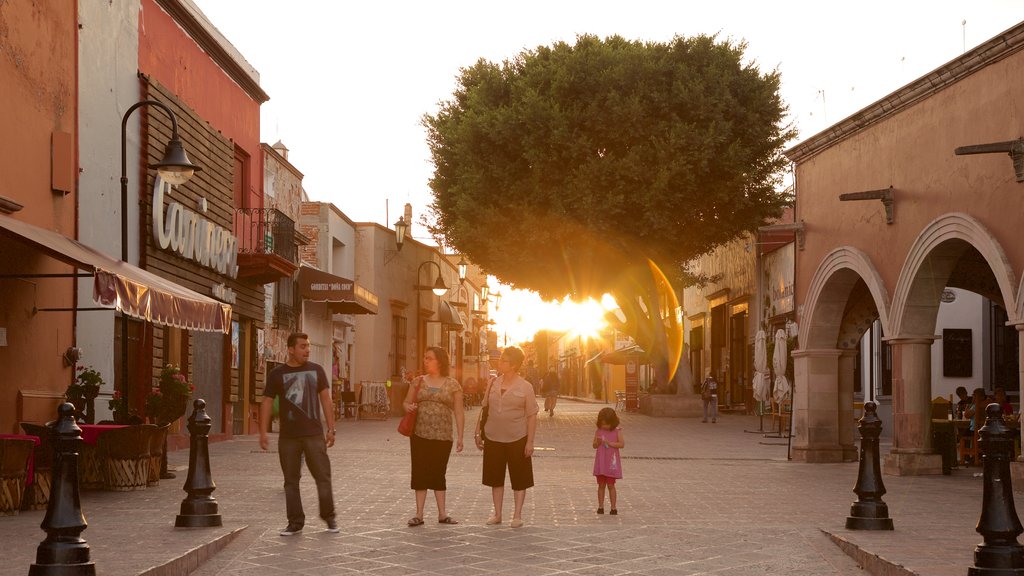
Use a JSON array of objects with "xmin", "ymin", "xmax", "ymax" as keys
[
  {"xmin": 542, "ymin": 367, "xmax": 560, "ymax": 417},
  {"xmin": 260, "ymin": 332, "xmax": 339, "ymax": 536}
]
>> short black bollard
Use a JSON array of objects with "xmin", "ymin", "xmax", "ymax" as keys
[
  {"xmin": 175, "ymin": 399, "xmax": 222, "ymax": 528},
  {"xmin": 968, "ymin": 403, "xmax": 1024, "ymax": 575},
  {"xmin": 29, "ymin": 403, "xmax": 96, "ymax": 575},
  {"xmin": 846, "ymin": 401, "xmax": 894, "ymax": 530}
]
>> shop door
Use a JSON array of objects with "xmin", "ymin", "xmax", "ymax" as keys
[
  {"xmin": 729, "ymin": 311, "xmax": 748, "ymax": 407},
  {"xmin": 193, "ymin": 330, "xmax": 225, "ymax": 433}
]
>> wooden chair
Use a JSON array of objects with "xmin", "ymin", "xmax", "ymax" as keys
[
  {"xmin": 146, "ymin": 424, "xmax": 170, "ymax": 486},
  {"xmin": 931, "ymin": 397, "xmax": 952, "ymax": 420},
  {"xmin": 958, "ymin": 428, "xmax": 979, "ymax": 466},
  {"xmin": 957, "ymin": 405, "xmax": 987, "ymax": 466},
  {"xmin": 96, "ymin": 425, "xmax": 149, "ymax": 491},
  {"xmin": 339, "ymin": 391, "xmax": 359, "ymax": 419},
  {"xmin": 19, "ymin": 422, "xmax": 54, "ymax": 510},
  {"xmin": 0, "ymin": 438, "xmax": 35, "ymax": 515}
]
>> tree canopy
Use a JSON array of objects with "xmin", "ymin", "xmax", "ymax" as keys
[
  {"xmin": 424, "ymin": 33, "xmax": 794, "ymax": 300},
  {"xmin": 424, "ymin": 33, "xmax": 795, "ymax": 390}
]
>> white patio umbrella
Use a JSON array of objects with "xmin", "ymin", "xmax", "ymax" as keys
[
  {"xmin": 773, "ymin": 328, "xmax": 792, "ymax": 405},
  {"xmin": 752, "ymin": 330, "xmax": 770, "ymax": 404}
]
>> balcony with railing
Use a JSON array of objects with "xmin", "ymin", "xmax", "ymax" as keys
[{"xmin": 235, "ymin": 208, "xmax": 299, "ymax": 284}]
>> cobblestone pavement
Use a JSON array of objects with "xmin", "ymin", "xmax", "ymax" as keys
[{"xmin": 1, "ymin": 400, "xmax": 1005, "ymax": 575}]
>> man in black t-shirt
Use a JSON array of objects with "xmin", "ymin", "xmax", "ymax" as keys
[{"xmin": 260, "ymin": 332, "xmax": 338, "ymax": 536}]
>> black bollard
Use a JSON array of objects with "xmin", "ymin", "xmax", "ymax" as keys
[
  {"xmin": 846, "ymin": 401, "xmax": 894, "ymax": 530},
  {"xmin": 968, "ymin": 403, "xmax": 1024, "ymax": 575},
  {"xmin": 175, "ymin": 399, "xmax": 222, "ymax": 528},
  {"xmin": 29, "ymin": 403, "xmax": 96, "ymax": 575}
]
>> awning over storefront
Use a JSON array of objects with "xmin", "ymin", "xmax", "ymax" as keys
[
  {"xmin": 598, "ymin": 345, "xmax": 649, "ymax": 365},
  {"xmin": 297, "ymin": 264, "xmax": 378, "ymax": 315},
  {"xmin": 438, "ymin": 300, "xmax": 464, "ymax": 329},
  {"xmin": 0, "ymin": 213, "xmax": 231, "ymax": 332}
]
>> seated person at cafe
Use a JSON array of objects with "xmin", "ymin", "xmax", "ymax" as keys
[
  {"xmin": 965, "ymin": 387, "xmax": 991, "ymax": 432},
  {"xmin": 994, "ymin": 386, "xmax": 1014, "ymax": 416},
  {"xmin": 955, "ymin": 386, "xmax": 970, "ymax": 418}
]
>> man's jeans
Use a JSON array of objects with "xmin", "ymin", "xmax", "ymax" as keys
[
  {"xmin": 279, "ymin": 434, "xmax": 335, "ymax": 527},
  {"xmin": 702, "ymin": 395, "xmax": 718, "ymax": 422}
]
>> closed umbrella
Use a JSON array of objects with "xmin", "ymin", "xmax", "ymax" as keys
[
  {"xmin": 752, "ymin": 330, "xmax": 770, "ymax": 404},
  {"xmin": 773, "ymin": 328, "xmax": 791, "ymax": 405}
]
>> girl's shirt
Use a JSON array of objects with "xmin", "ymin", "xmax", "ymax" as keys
[
  {"xmin": 412, "ymin": 376, "xmax": 461, "ymax": 441},
  {"xmin": 593, "ymin": 427, "xmax": 623, "ymax": 479},
  {"xmin": 482, "ymin": 373, "xmax": 539, "ymax": 442}
]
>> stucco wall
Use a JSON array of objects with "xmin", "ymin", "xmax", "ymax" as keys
[
  {"xmin": 0, "ymin": 2, "xmax": 78, "ymax": 431},
  {"xmin": 137, "ymin": 0, "xmax": 262, "ymax": 211},
  {"xmin": 793, "ymin": 51, "xmax": 1024, "ymax": 315},
  {"xmin": 75, "ymin": 0, "xmax": 142, "ymax": 411}
]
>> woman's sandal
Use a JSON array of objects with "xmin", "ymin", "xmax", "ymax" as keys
[
  {"xmin": 438, "ymin": 516, "xmax": 459, "ymax": 525},
  {"xmin": 407, "ymin": 517, "xmax": 424, "ymax": 527},
  {"xmin": 485, "ymin": 515, "xmax": 502, "ymax": 525}
]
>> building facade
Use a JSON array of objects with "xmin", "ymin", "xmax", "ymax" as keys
[{"xmin": 786, "ymin": 21, "xmax": 1024, "ymax": 475}]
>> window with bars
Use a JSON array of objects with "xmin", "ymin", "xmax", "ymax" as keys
[{"xmin": 392, "ymin": 315, "xmax": 407, "ymax": 376}]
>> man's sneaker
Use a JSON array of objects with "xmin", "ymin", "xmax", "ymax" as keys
[
  {"xmin": 325, "ymin": 519, "xmax": 340, "ymax": 533},
  {"xmin": 279, "ymin": 524, "xmax": 303, "ymax": 536}
]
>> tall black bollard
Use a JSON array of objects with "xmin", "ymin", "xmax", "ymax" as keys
[
  {"xmin": 968, "ymin": 403, "xmax": 1024, "ymax": 575},
  {"xmin": 29, "ymin": 403, "xmax": 96, "ymax": 575},
  {"xmin": 846, "ymin": 401, "xmax": 894, "ymax": 530},
  {"xmin": 175, "ymin": 399, "xmax": 222, "ymax": 528}
]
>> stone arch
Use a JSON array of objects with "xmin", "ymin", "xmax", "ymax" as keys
[
  {"xmin": 891, "ymin": 213, "xmax": 1017, "ymax": 337},
  {"xmin": 793, "ymin": 247, "xmax": 888, "ymax": 463},
  {"xmin": 801, "ymin": 247, "xmax": 890, "ymax": 351}
]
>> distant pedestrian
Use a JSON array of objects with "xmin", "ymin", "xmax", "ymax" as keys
[
  {"xmin": 475, "ymin": 346, "xmax": 539, "ymax": 528},
  {"xmin": 541, "ymin": 368, "xmax": 560, "ymax": 417},
  {"xmin": 259, "ymin": 332, "xmax": 338, "ymax": 536},
  {"xmin": 700, "ymin": 372, "xmax": 718, "ymax": 423},
  {"xmin": 592, "ymin": 407, "xmax": 624, "ymax": 515},
  {"xmin": 403, "ymin": 346, "xmax": 465, "ymax": 527}
]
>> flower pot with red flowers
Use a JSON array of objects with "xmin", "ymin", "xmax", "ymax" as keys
[{"xmin": 146, "ymin": 364, "xmax": 194, "ymax": 425}]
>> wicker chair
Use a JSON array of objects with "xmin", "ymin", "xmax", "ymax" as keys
[
  {"xmin": 147, "ymin": 423, "xmax": 170, "ymax": 486},
  {"xmin": 18, "ymin": 423, "xmax": 53, "ymax": 510},
  {"xmin": 96, "ymin": 425, "xmax": 149, "ymax": 491},
  {"xmin": 0, "ymin": 438, "xmax": 35, "ymax": 514}
]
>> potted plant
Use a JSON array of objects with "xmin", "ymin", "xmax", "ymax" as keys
[
  {"xmin": 107, "ymin": 390, "xmax": 131, "ymax": 424},
  {"xmin": 67, "ymin": 366, "xmax": 105, "ymax": 423},
  {"xmin": 145, "ymin": 364, "xmax": 194, "ymax": 424}
]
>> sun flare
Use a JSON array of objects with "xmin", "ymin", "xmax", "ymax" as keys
[{"xmin": 488, "ymin": 287, "xmax": 612, "ymax": 347}]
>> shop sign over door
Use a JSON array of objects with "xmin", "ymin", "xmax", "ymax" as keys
[{"xmin": 152, "ymin": 175, "xmax": 239, "ymax": 278}]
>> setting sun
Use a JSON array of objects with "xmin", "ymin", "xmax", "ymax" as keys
[{"xmin": 487, "ymin": 283, "xmax": 612, "ymax": 347}]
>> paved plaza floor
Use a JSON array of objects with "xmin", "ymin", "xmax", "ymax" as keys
[{"xmin": 1, "ymin": 399, "xmax": 1008, "ymax": 575}]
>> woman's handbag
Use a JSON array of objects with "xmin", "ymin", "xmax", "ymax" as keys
[
  {"xmin": 478, "ymin": 378, "xmax": 497, "ymax": 441},
  {"xmin": 397, "ymin": 380, "xmax": 420, "ymax": 437}
]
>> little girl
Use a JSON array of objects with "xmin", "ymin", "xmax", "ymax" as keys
[{"xmin": 592, "ymin": 407, "xmax": 624, "ymax": 515}]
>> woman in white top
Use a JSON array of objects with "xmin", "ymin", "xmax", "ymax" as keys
[{"xmin": 474, "ymin": 346, "xmax": 539, "ymax": 528}]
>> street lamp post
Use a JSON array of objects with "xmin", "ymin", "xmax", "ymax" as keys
[
  {"xmin": 120, "ymin": 100, "xmax": 201, "ymax": 408},
  {"xmin": 415, "ymin": 260, "xmax": 448, "ymax": 364}
]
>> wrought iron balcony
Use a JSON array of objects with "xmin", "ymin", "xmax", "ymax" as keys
[
  {"xmin": 274, "ymin": 302, "xmax": 296, "ymax": 330},
  {"xmin": 234, "ymin": 208, "xmax": 299, "ymax": 284}
]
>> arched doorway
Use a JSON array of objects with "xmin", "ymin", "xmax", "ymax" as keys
[
  {"xmin": 883, "ymin": 214, "xmax": 1018, "ymax": 475},
  {"xmin": 793, "ymin": 247, "xmax": 890, "ymax": 463}
]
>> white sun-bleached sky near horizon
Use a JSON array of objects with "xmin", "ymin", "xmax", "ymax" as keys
[{"xmin": 193, "ymin": 0, "xmax": 1024, "ymax": 345}]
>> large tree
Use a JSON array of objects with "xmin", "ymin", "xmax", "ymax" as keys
[{"xmin": 424, "ymin": 34, "xmax": 795, "ymax": 391}]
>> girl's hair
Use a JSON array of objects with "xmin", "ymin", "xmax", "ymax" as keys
[
  {"xmin": 424, "ymin": 346, "xmax": 450, "ymax": 376},
  {"xmin": 596, "ymin": 407, "xmax": 620, "ymax": 429}
]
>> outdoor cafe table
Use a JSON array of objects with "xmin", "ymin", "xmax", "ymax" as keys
[
  {"xmin": 932, "ymin": 417, "xmax": 1021, "ymax": 472},
  {"xmin": 78, "ymin": 424, "xmax": 128, "ymax": 489}
]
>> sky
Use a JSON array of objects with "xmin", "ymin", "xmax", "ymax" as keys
[{"xmin": 192, "ymin": 1, "xmax": 1024, "ymax": 344}]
